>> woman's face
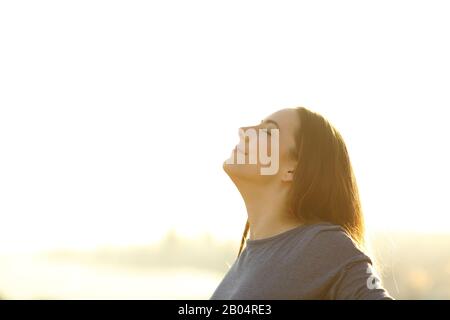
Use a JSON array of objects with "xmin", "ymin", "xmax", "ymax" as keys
[{"xmin": 223, "ymin": 108, "xmax": 300, "ymax": 184}]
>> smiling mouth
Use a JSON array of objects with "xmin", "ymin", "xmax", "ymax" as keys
[{"xmin": 235, "ymin": 145, "xmax": 247, "ymax": 155}]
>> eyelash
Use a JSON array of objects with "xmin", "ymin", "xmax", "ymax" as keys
[{"xmin": 259, "ymin": 122, "xmax": 274, "ymax": 136}]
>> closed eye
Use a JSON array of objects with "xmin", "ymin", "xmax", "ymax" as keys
[
  {"xmin": 259, "ymin": 127, "xmax": 273, "ymax": 136},
  {"xmin": 260, "ymin": 119, "xmax": 279, "ymax": 136}
]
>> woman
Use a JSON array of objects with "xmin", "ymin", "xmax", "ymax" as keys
[{"xmin": 210, "ymin": 107, "xmax": 393, "ymax": 300}]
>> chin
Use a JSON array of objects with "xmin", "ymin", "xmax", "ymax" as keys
[{"xmin": 223, "ymin": 159, "xmax": 261, "ymax": 182}]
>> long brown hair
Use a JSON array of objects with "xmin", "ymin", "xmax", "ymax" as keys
[{"xmin": 237, "ymin": 107, "xmax": 365, "ymax": 257}]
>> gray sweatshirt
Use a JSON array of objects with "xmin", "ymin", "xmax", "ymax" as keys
[{"xmin": 210, "ymin": 222, "xmax": 393, "ymax": 300}]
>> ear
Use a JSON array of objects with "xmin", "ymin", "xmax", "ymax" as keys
[{"xmin": 281, "ymin": 169, "xmax": 295, "ymax": 182}]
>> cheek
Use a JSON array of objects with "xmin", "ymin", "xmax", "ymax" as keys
[
  {"xmin": 262, "ymin": 133, "xmax": 281, "ymax": 158},
  {"xmin": 251, "ymin": 133, "xmax": 281, "ymax": 176}
]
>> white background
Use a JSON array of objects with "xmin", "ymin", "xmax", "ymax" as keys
[{"xmin": 1, "ymin": 0, "xmax": 450, "ymax": 253}]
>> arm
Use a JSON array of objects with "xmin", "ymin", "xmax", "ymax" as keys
[
  {"xmin": 302, "ymin": 225, "xmax": 394, "ymax": 300},
  {"xmin": 328, "ymin": 256, "xmax": 394, "ymax": 300}
]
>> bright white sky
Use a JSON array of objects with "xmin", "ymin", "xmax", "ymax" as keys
[{"xmin": 1, "ymin": 1, "xmax": 449, "ymax": 252}]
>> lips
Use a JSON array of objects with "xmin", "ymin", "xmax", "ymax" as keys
[{"xmin": 235, "ymin": 144, "xmax": 247, "ymax": 155}]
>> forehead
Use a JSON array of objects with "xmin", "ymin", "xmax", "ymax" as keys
[{"xmin": 263, "ymin": 108, "xmax": 300, "ymax": 133}]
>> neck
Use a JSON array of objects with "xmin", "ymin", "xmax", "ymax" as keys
[{"xmin": 237, "ymin": 180, "xmax": 303, "ymax": 241}]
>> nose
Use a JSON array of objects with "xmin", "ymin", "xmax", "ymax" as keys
[
  {"xmin": 238, "ymin": 126, "xmax": 251, "ymax": 140},
  {"xmin": 238, "ymin": 127, "xmax": 244, "ymax": 139}
]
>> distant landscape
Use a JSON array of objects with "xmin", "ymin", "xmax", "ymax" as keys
[{"xmin": 1, "ymin": 230, "xmax": 449, "ymax": 299}]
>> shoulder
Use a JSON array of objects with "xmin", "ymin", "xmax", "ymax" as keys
[
  {"xmin": 302, "ymin": 222, "xmax": 372, "ymax": 267},
  {"xmin": 306, "ymin": 223, "xmax": 358, "ymax": 246}
]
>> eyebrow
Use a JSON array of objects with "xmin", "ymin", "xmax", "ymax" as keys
[{"xmin": 260, "ymin": 119, "xmax": 280, "ymax": 128}]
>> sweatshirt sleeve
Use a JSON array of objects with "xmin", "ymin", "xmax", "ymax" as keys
[
  {"xmin": 304, "ymin": 226, "xmax": 394, "ymax": 300},
  {"xmin": 328, "ymin": 255, "xmax": 394, "ymax": 300}
]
